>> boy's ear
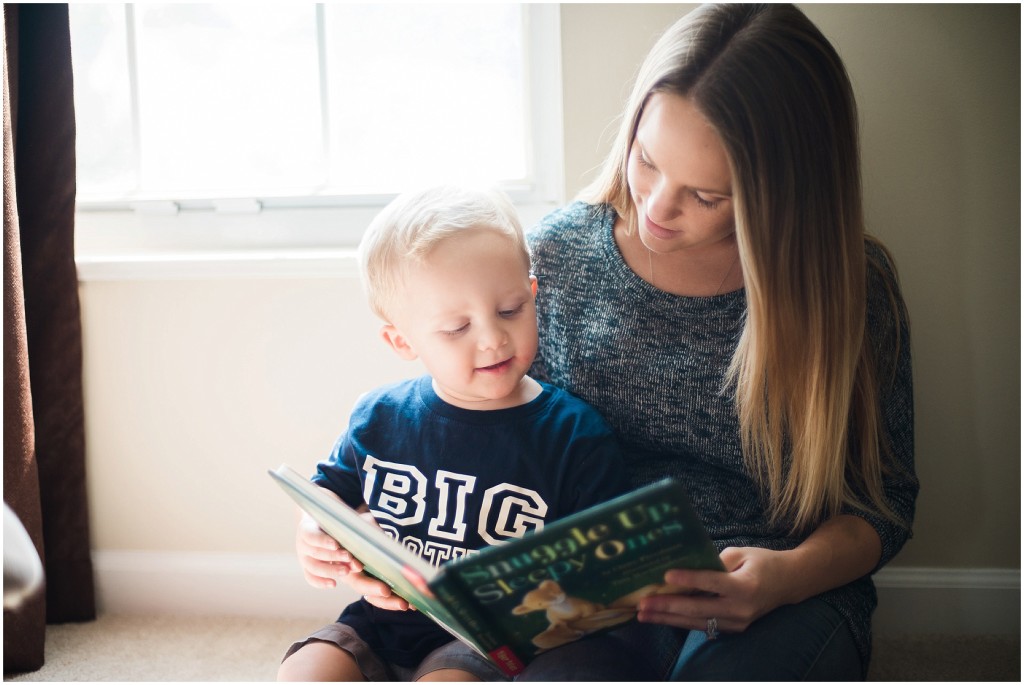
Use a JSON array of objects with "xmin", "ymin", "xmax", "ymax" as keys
[
  {"xmin": 379, "ymin": 324, "xmax": 418, "ymax": 361},
  {"xmin": 530, "ymin": 275, "xmax": 538, "ymax": 297}
]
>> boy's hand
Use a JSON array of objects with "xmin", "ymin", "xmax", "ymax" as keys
[
  {"xmin": 295, "ymin": 513, "xmax": 361, "ymax": 589},
  {"xmin": 348, "ymin": 572, "xmax": 413, "ymax": 611},
  {"xmin": 294, "ymin": 511, "xmax": 413, "ymax": 611}
]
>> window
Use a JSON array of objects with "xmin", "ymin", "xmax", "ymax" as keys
[{"xmin": 70, "ymin": 3, "xmax": 562, "ymax": 265}]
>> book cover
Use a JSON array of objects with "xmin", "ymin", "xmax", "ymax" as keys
[
  {"xmin": 269, "ymin": 465, "xmax": 723, "ymax": 676},
  {"xmin": 267, "ymin": 465, "xmax": 487, "ymax": 654}
]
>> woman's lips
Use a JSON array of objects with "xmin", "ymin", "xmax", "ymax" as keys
[{"xmin": 644, "ymin": 214, "xmax": 676, "ymax": 240}]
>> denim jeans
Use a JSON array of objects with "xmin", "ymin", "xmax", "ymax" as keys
[
  {"xmin": 514, "ymin": 622, "xmax": 671, "ymax": 681},
  {"xmin": 670, "ymin": 598, "xmax": 863, "ymax": 681},
  {"xmin": 515, "ymin": 598, "xmax": 862, "ymax": 681}
]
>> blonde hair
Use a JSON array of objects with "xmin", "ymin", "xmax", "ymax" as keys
[
  {"xmin": 584, "ymin": 4, "xmax": 907, "ymax": 533},
  {"xmin": 358, "ymin": 185, "xmax": 529, "ymax": 322}
]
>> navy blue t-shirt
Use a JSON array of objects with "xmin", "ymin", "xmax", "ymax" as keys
[{"xmin": 313, "ymin": 375, "xmax": 626, "ymax": 666}]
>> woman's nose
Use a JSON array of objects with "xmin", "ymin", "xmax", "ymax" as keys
[{"xmin": 647, "ymin": 181, "xmax": 681, "ymax": 224}]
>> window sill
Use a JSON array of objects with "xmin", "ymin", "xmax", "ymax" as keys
[
  {"xmin": 75, "ymin": 249, "xmax": 360, "ymax": 282},
  {"xmin": 73, "ymin": 199, "xmax": 559, "ymax": 282}
]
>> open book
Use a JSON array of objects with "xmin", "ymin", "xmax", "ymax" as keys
[{"xmin": 270, "ymin": 464, "xmax": 723, "ymax": 677}]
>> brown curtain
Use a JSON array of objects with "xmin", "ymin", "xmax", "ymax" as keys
[{"xmin": 3, "ymin": 3, "xmax": 94, "ymax": 674}]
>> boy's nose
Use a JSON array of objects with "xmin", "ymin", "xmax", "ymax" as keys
[{"xmin": 477, "ymin": 321, "xmax": 508, "ymax": 351}]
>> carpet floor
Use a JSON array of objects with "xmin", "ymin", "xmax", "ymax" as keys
[{"xmin": 3, "ymin": 614, "xmax": 1020, "ymax": 681}]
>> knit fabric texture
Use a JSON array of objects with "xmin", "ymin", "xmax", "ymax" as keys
[{"xmin": 527, "ymin": 201, "xmax": 919, "ymax": 670}]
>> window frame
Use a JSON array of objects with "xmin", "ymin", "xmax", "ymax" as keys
[{"xmin": 74, "ymin": 4, "xmax": 564, "ymax": 280}]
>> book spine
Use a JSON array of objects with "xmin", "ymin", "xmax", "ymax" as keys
[{"xmin": 432, "ymin": 574, "xmax": 526, "ymax": 678}]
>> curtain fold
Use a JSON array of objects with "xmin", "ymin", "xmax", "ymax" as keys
[{"xmin": 3, "ymin": 3, "xmax": 94, "ymax": 674}]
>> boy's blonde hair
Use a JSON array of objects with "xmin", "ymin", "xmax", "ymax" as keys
[{"xmin": 358, "ymin": 185, "xmax": 529, "ymax": 322}]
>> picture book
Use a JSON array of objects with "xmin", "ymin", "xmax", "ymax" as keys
[{"xmin": 269, "ymin": 464, "xmax": 724, "ymax": 677}]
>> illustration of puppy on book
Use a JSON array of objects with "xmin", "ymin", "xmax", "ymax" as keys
[{"xmin": 511, "ymin": 579, "xmax": 680, "ymax": 650}]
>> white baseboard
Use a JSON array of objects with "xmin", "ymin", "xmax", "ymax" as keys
[
  {"xmin": 92, "ymin": 551, "xmax": 1020, "ymax": 635},
  {"xmin": 93, "ymin": 551, "xmax": 359, "ymax": 621},
  {"xmin": 872, "ymin": 566, "xmax": 1020, "ymax": 636}
]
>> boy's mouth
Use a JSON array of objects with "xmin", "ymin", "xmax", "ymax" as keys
[{"xmin": 477, "ymin": 358, "xmax": 512, "ymax": 373}]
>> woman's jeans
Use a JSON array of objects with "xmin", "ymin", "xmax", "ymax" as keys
[{"xmin": 515, "ymin": 598, "xmax": 863, "ymax": 681}]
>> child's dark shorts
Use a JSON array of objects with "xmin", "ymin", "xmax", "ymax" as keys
[{"xmin": 283, "ymin": 622, "xmax": 509, "ymax": 681}]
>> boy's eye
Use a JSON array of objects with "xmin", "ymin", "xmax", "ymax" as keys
[
  {"xmin": 499, "ymin": 304, "xmax": 525, "ymax": 318},
  {"xmin": 441, "ymin": 323, "xmax": 469, "ymax": 337}
]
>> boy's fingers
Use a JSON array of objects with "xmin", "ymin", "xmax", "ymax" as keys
[
  {"xmin": 302, "ymin": 570, "xmax": 336, "ymax": 589},
  {"xmin": 302, "ymin": 533, "xmax": 339, "ymax": 551},
  {"xmin": 363, "ymin": 593, "xmax": 410, "ymax": 611},
  {"xmin": 346, "ymin": 572, "xmax": 390, "ymax": 596},
  {"xmin": 304, "ymin": 546, "xmax": 351, "ymax": 564}
]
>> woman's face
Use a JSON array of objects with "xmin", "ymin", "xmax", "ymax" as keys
[{"xmin": 627, "ymin": 92, "xmax": 736, "ymax": 253}]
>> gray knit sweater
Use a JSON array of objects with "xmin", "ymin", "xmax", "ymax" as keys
[{"xmin": 527, "ymin": 202, "xmax": 918, "ymax": 671}]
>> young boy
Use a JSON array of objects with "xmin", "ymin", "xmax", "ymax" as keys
[{"xmin": 277, "ymin": 186, "xmax": 626, "ymax": 682}]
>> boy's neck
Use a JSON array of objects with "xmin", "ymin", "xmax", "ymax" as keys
[{"xmin": 431, "ymin": 376, "xmax": 543, "ymax": 411}]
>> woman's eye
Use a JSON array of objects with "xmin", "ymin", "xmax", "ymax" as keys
[
  {"xmin": 636, "ymin": 150, "xmax": 656, "ymax": 170},
  {"xmin": 693, "ymin": 192, "xmax": 720, "ymax": 210}
]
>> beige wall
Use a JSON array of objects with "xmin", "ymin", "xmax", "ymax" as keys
[{"xmin": 80, "ymin": 4, "xmax": 1020, "ymax": 570}]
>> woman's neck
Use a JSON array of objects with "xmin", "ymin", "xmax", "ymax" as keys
[{"xmin": 613, "ymin": 217, "xmax": 742, "ymax": 297}]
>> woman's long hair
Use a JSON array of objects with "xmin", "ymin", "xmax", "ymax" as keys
[{"xmin": 583, "ymin": 4, "xmax": 906, "ymax": 533}]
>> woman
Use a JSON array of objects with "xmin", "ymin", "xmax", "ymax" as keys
[{"xmin": 523, "ymin": 4, "xmax": 918, "ymax": 680}]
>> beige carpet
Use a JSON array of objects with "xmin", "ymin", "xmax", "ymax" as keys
[
  {"xmin": 3, "ymin": 614, "xmax": 1020, "ymax": 681},
  {"xmin": 4, "ymin": 614, "xmax": 322, "ymax": 682}
]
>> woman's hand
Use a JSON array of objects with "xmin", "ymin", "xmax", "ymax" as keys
[
  {"xmin": 637, "ymin": 547, "xmax": 797, "ymax": 634},
  {"xmin": 637, "ymin": 515, "xmax": 882, "ymax": 635},
  {"xmin": 294, "ymin": 510, "xmax": 412, "ymax": 611}
]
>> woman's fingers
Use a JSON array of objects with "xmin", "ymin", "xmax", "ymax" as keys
[{"xmin": 637, "ymin": 547, "xmax": 790, "ymax": 635}]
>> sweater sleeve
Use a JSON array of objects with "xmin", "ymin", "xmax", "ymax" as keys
[{"xmin": 841, "ymin": 244, "xmax": 919, "ymax": 570}]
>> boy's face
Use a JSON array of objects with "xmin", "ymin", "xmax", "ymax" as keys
[{"xmin": 381, "ymin": 229, "xmax": 539, "ymax": 411}]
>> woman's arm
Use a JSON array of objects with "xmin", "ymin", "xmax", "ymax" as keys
[{"xmin": 637, "ymin": 514, "xmax": 880, "ymax": 634}]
